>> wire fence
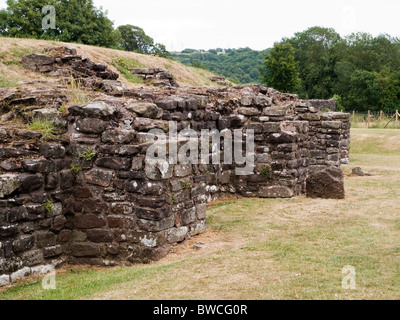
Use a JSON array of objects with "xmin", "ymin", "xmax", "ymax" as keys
[{"xmin": 351, "ymin": 110, "xmax": 400, "ymax": 129}]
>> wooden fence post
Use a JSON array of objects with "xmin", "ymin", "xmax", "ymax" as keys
[
  {"xmin": 380, "ymin": 110, "xmax": 383, "ymax": 121},
  {"xmin": 396, "ymin": 110, "xmax": 399, "ymax": 129},
  {"xmin": 367, "ymin": 110, "xmax": 371, "ymax": 128}
]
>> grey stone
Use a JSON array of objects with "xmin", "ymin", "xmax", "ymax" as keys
[
  {"xmin": 37, "ymin": 232, "xmax": 57, "ymax": 248},
  {"xmin": 133, "ymin": 118, "xmax": 169, "ymax": 132},
  {"xmin": 0, "ymin": 175, "xmax": 20, "ymax": 198},
  {"xmin": 263, "ymin": 105, "xmax": 290, "ymax": 116},
  {"xmin": 95, "ymin": 157, "xmax": 131, "ymax": 171},
  {"xmin": 167, "ymin": 227, "xmax": 188, "ymax": 243},
  {"xmin": 84, "ymin": 169, "xmax": 114, "ymax": 187},
  {"xmin": 0, "ymin": 161, "xmax": 19, "ymax": 171},
  {"xmin": 21, "ymin": 54, "xmax": 54, "ymax": 71},
  {"xmin": 69, "ymin": 101, "xmax": 116, "ymax": 118},
  {"xmin": 22, "ymin": 159, "xmax": 55, "ymax": 173},
  {"xmin": 10, "ymin": 267, "xmax": 31, "ymax": 282},
  {"xmin": 258, "ymin": 186, "xmax": 294, "ymax": 198},
  {"xmin": 322, "ymin": 121, "xmax": 342, "ymax": 129},
  {"xmin": 20, "ymin": 249, "xmax": 44, "ymax": 266},
  {"xmin": 196, "ymin": 203, "xmax": 207, "ymax": 220},
  {"xmin": 352, "ymin": 167, "xmax": 374, "ymax": 177},
  {"xmin": 238, "ymin": 107, "xmax": 261, "ymax": 116},
  {"xmin": 75, "ymin": 118, "xmax": 109, "ymax": 134},
  {"xmin": 138, "ymin": 215, "xmax": 175, "ymax": 232},
  {"xmin": 12, "ymin": 235, "xmax": 35, "ymax": 253},
  {"xmin": 18, "ymin": 174, "xmax": 43, "ymax": 193},
  {"xmin": 263, "ymin": 122, "xmax": 281, "ymax": 133},
  {"xmin": 71, "ymin": 243, "xmax": 101, "ymax": 257},
  {"xmin": 136, "ymin": 207, "xmax": 170, "ymax": 221},
  {"xmin": 47, "ymin": 202, "xmax": 63, "ymax": 217},
  {"xmin": 174, "ymin": 164, "xmax": 192, "ymax": 177},
  {"xmin": 43, "ymin": 245, "xmax": 63, "ymax": 258},
  {"xmin": 126, "ymin": 102, "xmax": 163, "ymax": 119},
  {"xmin": 145, "ymin": 162, "xmax": 174, "ymax": 180},
  {"xmin": 101, "ymin": 129, "xmax": 135, "ymax": 144},
  {"xmin": 181, "ymin": 207, "xmax": 196, "ymax": 225},
  {"xmin": 0, "ymin": 274, "xmax": 10, "ymax": 287},
  {"xmin": 306, "ymin": 167, "xmax": 345, "ymax": 199}
]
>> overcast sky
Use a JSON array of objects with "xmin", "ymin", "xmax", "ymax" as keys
[{"xmin": 1, "ymin": 0, "xmax": 400, "ymax": 51}]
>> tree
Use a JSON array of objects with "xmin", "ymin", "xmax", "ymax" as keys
[
  {"xmin": 347, "ymin": 70, "xmax": 381, "ymax": 111},
  {"xmin": 286, "ymin": 26, "xmax": 343, "ymax": 99},
  {"xmin": 260, "ymin": 42, "xmax": 300, "ymax": 93},
  {"xmin": 0, "ymin": 0, "xmax": 119, "ymax": 48},
  {"xmin": 117, "ymin": 24, "xmax": 169, "ymax": 57}
]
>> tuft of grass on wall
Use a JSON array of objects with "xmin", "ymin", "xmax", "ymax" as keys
[
  {"xmin": 27, "ymin": 118, "xmax": 56, "ymax": 139},
  {"xmin": 111, "ymin": 56, "xmax": 145, "ymax": 84}
]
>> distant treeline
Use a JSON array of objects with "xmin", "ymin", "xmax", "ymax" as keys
[
  {"xmin": 169, "ymin": 48, "xmax": 268, "ymax": 84},
  {"xmin": 174, "ymin": 27, "xmax": 400, "ymax": 112},
  {"xmin": 261, "ymin": 27, "xmax": 400, "ymax": 112}
]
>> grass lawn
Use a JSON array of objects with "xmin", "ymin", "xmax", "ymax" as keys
[{"xmin": 1, "ymin": 128, "xmax": 400, "ymax": 300}]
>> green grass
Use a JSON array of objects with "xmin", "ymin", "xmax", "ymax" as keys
[
  {"xmin": 2, "ymin": 128, "xmax": 400, "ymax": 300},
  {"xmin": 27, "ymin": 119, "xmax": 56, "ymax": 139},
  {"xmin": 78, "ymin": 147, "xmax": 97, "ymax": 161},
  {"xmin": 111, "ymin": 56, "xmax": 145, "ymax": 84},
  {"xmin": 0, "ymin": 76, "xmax": 19, "ymax": 88}
]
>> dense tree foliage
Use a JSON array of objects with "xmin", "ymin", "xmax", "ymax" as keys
[
  {"xmin": 0, "ymin": 0, "xmax": 168, "ymax": 56},
  {"xmin": 170, "ymin": 48, "xmax": 267, "ymax": 84},
  {"xmin": 117, "ymin": 25, "xmax": 169, "ymax": 57},
  {"xmin": 260, "ymin": 42, "xmax": 300, "ymax": 93},
  {"xmin": 263, "ymin": 27, "xmax": 400, "ymax": 112},
  {"xmin": 0, "ymin": 0, "xmax": 120, "ymax": 47}
]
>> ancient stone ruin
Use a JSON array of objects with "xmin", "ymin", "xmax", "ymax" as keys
[
  {"xmin": 0, "ymin": 47, "xmax": 350, "ymax": 287},
  {"xmin": 129, "ymin": 68, "xmax": 179, "ymax": 88}
]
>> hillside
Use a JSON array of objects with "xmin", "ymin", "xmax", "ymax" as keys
[
  {"xmin": 0, "ymin": 37, "xmax": 226, "ymax": 88},
  {"xmin": 170, "ymin": 47, "xmax": 269, "ymax": 84}
]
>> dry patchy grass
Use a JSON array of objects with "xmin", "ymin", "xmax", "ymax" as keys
[
  {"xmin": 1, "ymin": 128, "xmax": 400, "ymax": 300},
  {"xmin": 0, "ymin": 37, "xmax": 223, "ymax": 88}
]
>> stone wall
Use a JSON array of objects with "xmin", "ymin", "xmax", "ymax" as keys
[
  {"xmin": 129, "ymin": 68, "xmax": 179, "ymax": 88},
  {"xmin": 308, "ymin": 98, "xmax": 338, "ymax": 112},
  {"xmin": 0, "ymin": 49, "xmax": 350, "ymax": 286}
]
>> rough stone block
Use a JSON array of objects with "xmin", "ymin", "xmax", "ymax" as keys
[
  {"xmin": 22, "ymin": 159, "xmax": 55, "ymax": 173},
  {"xmin": 126, "ymin": 102, "xmax": 163, "ymax": 119},
  {"xmin": 39, "ymin": 144, "xmax": 66, "ymax": 158},
  {"xmin": 0, "ymin": 175, "xmax": 20, "ymax": 198},
  {"xmin": 10, "ymin": 267, "xmax": 31, "ymax": 282},
  {"xmin": 306, "ymin": 167, "xmax": 345, "ymax": 199},
  {"xmin": 258, "ymin": 186, "xmax": 294, "ymax": 198},
  {"xmin": 180, "ymin": 208, "xmax": 196, "ymax": 226},
  {"xmin": 12, "ymin": 235, "xmax": 35, "ymax": 253},
  {"xmin": 0, "ymin": 274, "xmax": 10, "ymax": 287},
  {"xmin": 71, "ymin": 243, "xmax": 102, "ymax": 257},
  {"xmin": 37, "ymin": 232, "xmax": 57, "ymax": 248},
  {"xmin": 167, "ymin": 226, "xmax": 188, "ymax": 243},
  {"xmin": 74, "ymin": 214, "xmax": 106, "ymax": 229},
  {"xmin": 43, "ymin": 245, "xmax": 63, "ymax": 258},
  {"xmin": 86, "ymin": 229, "xmax": 113, "ymax": 243},
  {"xmin": 68, "ymin": 101, "xmax": 116, "ymax": 118},
  {"xmin": 84, "ymin": 169, "xmax": 114, "ymax": 187},
  {"xmin": 75, "ymin": 118, "xmax": 109, "ymax": 134},
  {"xmin": 136, "ymin": 207, "xmax": 170, "ymax": 221},
  {"xmin": 18, "ymin": 174, "xmax": 43, "ymax": 193},
  {"xmin": 138, "ymin": 215, "xmax": 175, "ymax": 232}
]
